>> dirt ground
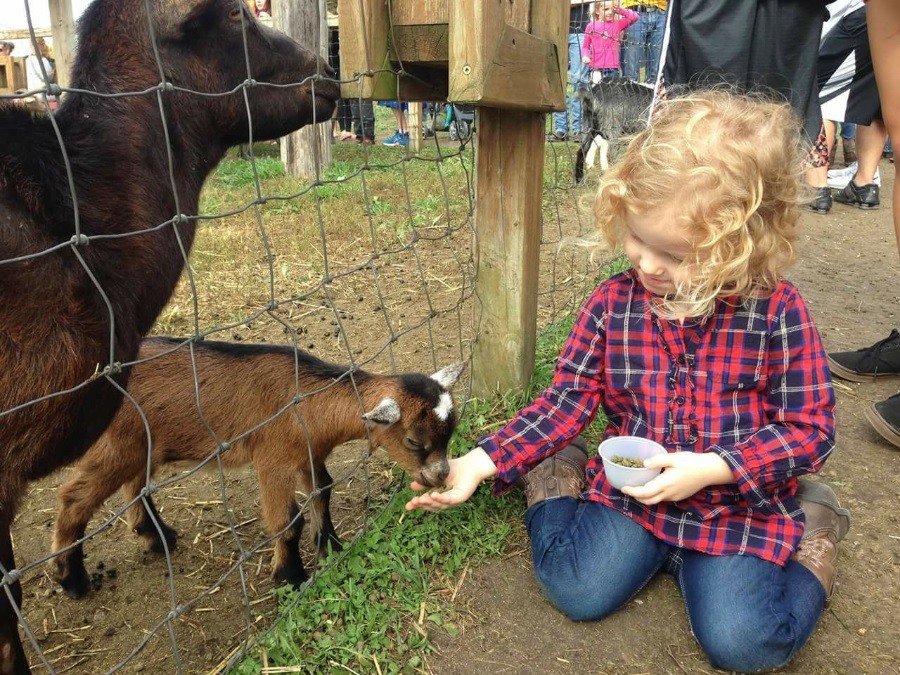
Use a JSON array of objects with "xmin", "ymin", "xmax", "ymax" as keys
[
  {"xmin": 11, "ymin": 158, "xmax": 900, "ymax": 674},
  {"xmin": 428, "ymin": 160, "xmax": 900, "ymax": 675}
]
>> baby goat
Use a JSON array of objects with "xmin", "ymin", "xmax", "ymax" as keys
[
  {"xmin": 53, "ymin": 338, "xmax": 463, "ymax": 597},
  {"xmin": 574, "ymin": 77, "xmax": 654, "ymax": 182}
]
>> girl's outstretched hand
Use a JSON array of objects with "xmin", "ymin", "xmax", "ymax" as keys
[
  {"xmin": 620, "ymin": 451, "xmax": 734, "ymax": 505},
  {"xmin": 405, "ymin": 447, "xmax": 497, "ymax": 512}
]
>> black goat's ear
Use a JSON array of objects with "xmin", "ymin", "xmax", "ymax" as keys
[
  {"xmin": 154, "ymin": 0, "xmax": 207, "ymax": 38},
  {"xmin": 362, "ymin": 398, "xmax": 401, "ymax": 427},
  {"xmin": 431, "ymin": 362, "xmax": 465, "ymax": 389}
]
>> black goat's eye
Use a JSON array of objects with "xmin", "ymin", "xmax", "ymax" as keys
[{"xmin": 229, "ymin": 8, "xmax": 243, "ymax": 21}]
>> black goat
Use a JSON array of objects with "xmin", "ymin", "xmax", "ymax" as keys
[
  {"xmin": 0, "ymin": 1, "xmax": 339, "ymax": 672},
  {"xmin": 574, "ymin": 78, "xmax": 654, "ymax": 183}
]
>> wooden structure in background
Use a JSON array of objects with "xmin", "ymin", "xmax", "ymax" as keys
[
  {"xmin": 0, "ymin": 56, "xmax": 27, "ymax": 95},
  {"xmin": 338, "ymin": 0, "xmax": 567, "ymax": 395},
  {"xmin": 1, "ymin": 0, "xmax": 75, "ymax": 91}
]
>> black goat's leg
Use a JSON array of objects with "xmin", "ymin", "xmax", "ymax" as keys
[{"xmin": 1, "ymin": 517, "xmax": 30, "ymax": 675}]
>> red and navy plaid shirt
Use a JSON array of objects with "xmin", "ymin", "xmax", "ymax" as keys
[{"xmin": 479, "ymin": 269, "xmax": 836, "ymax": 566}]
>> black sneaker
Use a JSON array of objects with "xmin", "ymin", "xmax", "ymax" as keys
[
  {"xmin": 865, "ymin": 393, "xmax": 900, "ymax": 449},
  {"xmin": 833, "ymin": 179, "xmax": 879, "ymax": 209},
  {"xmin": 827, "ymin": 329, "xmax": 900, "ymax": 382},
  {"xmin": 807, "ymin": 187, "xmax": 832, "ymax": 214}
]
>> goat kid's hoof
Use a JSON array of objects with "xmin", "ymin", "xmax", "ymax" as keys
[
  {"xmin": 57, "ymin": 567, "xmax": 92, "ymax": 600},
  {"xmin": 147, "ymin": 527, "xmax": 178, "ymax": 555},
  {"xmin": 272, "ymin": 563, "xmax": 309, "ymax": 589},
  {"xmin": 317, "ymin": 536, "xmax": 343, "ymax": 560}
]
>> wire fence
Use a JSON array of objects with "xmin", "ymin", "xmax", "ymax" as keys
[{"xmin": 0, "ymin": 0, "xmax": 661, "ymax": 672}]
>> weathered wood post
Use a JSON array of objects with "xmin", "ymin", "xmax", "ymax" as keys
[
  {"xmin": 338, "ymin": 0, "xmax": 566, "ymax": 396},
  {"xmin": 450, "ymin": 0, "xmax": 566, "ymax": 395},
  {"xmin": 48, "ymin": 0, "xmax": 75, "ymax": 90},
  {"xmin": 276, "ymin": 0, "xmax": 333, "ymax": 179}
]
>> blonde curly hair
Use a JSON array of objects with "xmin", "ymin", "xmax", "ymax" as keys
[{"xmin": 592, "ymin": 89, "xmax": 806, "ymax": 318}]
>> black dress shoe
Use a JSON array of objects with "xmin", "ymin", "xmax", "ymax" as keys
[
  {"xmin": 807, "ymin": 187, "xmax": 832, "ymax": 214},
  {"xmin": 865, "ymin": 393, "xmax": 900, "ymax": 449},
  {"xmin": 834, "ymin": 179, "xmax": 879, "ymax": 209}
]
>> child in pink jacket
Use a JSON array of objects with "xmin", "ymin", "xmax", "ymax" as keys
[{"xmin": 582, "ymin": 2, "xmax": 640, "ymax": 78}]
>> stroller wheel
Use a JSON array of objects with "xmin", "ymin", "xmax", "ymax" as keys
[
  {"xmin": 449, "ymin": 122, "xmax": 459, "ymax": 141},
  {"xmin": 457, "ymin": 121, "xmax": 471, "ymax": 141}
]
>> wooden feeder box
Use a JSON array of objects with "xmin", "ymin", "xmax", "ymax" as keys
[
  {"xmin": 337, "ymin": 0, "xmax": 567, "ymax": 111},
  {"xmin": 0, "ymin": 56, "xmax": 27, "ymax": 96}
]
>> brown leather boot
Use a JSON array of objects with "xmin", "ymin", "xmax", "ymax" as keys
[
  {"xmin": 791, "ymin": 479, "xmax": 851, "ymax": 604},
  {"xmin": 842, "ymin": 138, "xmax": 858, "ymax": 166},
  {"xmin": 520, "ymin": 437, "xmax": 588, "ymax": 509}
]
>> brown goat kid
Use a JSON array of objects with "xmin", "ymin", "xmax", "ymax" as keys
[
  {"xmin": 0, "ymin": 0, "xmax": 338, "ymax": 671},
  {"xmin": 53, "ymin": 338, "xmax": 462, "ymax": 596}
]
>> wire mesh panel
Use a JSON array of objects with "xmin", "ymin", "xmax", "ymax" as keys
[{"xmin": 0, "ymin": 0, "xmax": 622, "ymax": 672}]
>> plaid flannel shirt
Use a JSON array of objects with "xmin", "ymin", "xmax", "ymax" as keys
[{"xmin": 479, "ymin": 269, "xmax": 835, "ymax": 566}]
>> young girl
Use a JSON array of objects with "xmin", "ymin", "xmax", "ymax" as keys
[
  {"xmin": 254, "ymin": 0, "xmax": 271, "ymax": 19},
  {"xmin": 407, "ymin": 90, "xmax": 851, "ymax": 673},
  {"xmin": 581, "ymin": 2, "xmax": 639, "ymax": 80}
]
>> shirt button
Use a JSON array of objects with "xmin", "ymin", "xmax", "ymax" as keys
[{"xmin": 674, "ymin": 396, "xmax": 685, "ymax": 405}]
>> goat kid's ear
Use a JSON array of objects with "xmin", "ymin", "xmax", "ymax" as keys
[
  {"xmin": 431, "ymin": 362, "xmax": 465, "ymax": 389},
  {"xmin": 362, "ymin": 397, "xmax": 401, "ymax": 427}
]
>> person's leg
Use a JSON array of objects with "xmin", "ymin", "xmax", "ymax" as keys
[
  {"xmin": 621, "ymin": 12, "xmax": 644, "ymax": 82},
  {"xmin": 834, "ymin": 120, "xmax": 886, "ymax": 208},
  {"xmin": 678, "ymin": 550, "xmax": 826, "ymax": 672},
  {"xmin": 391, "ymin": 107, "xmax": 408, "ymax": 133},
  {"xmin": 824, "ymin": 119, "xmax": 838, "ymax": 166},
  {"xmin": 360, "ymin": 100, "xmax": 375, "ymax": 142},
  {"xmin": 527, "ymin": 498, "xmax": 669, "ymax": 620},
  {"xmin": 841, "ymin": 121, "xmax": 857, "ymax": 142},
  {"xmin": 571, "ymin": 33, "xmax": 588, "ymax": 134},
  {"xmin": 840, "ymin": 121, "xmax": 858, "ymax": 164},
  {"xmin": 349, "ymin": 98, "xmax": 362, "ymax": 139},
  {"xmin": 646, "ymin": 9, "xmax": 666, "ymax": 84},
  {"xmin": 852, "ymin": 120, "xmax": 887, "ymax": 185},
  {"xmin": 867, "ymin": 0, "xmax": 900, "ymax": 254},
  {"xmin": 554, "ymin": 33, "xmax": 588, "ymax": 137},
  {"xmin": 807, "ymin": 121, "xmax": 833, "ymax": 213},
  {"xmin": 859, "ymin": 0, "xmax": 900, "ymax": 443}
]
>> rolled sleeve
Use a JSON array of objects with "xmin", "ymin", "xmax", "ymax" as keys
[{"xmin": 480, "ymin": 288, "xmax": 608, "ymax": 494}]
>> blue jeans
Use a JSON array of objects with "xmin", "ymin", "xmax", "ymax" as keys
[
  {"xmin": 620, "ymin": 8, "xmax": 666, "ymax": 83},
  {"xmin": 553, "ymin": 33, "xmax": 590, "ymax": 135},
  {"xmin": 840, "ymin": 122, "xmax": 856, "ymax": 142},
  {"xmin": 526, "ymin": 498, "xmax": 826, "ymax": 673}
]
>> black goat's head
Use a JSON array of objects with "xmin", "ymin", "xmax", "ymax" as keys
[{"xmin": 72, "ymin": 0, "xmax": 340, "ymax": 144}]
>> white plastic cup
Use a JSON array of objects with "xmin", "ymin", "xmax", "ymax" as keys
[{"xmin": 597, "ymin": 436, "xmax": 667, "ymax": 490}]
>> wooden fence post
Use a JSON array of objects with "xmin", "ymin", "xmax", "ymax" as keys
[
  {"xmin": 277, "ymin": 0, "xmax": 333, "ymax": 179},
  {"xmin": 471, "ymin": 107, "xmax": 544, "ymax": 395}
]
